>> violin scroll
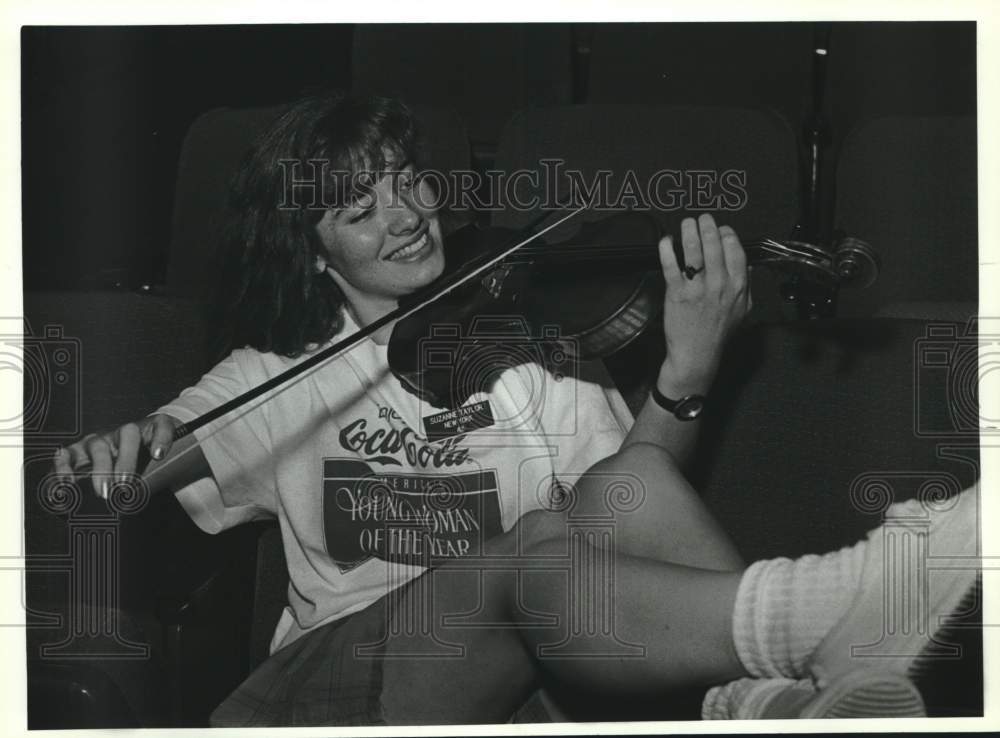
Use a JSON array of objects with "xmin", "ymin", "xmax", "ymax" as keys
[
  {"xmin": 742, "ymin": 234, "xmax": 879, "ymax": 289},
  {"xmin": 742, "ymin": 232, "xmax": 880, "ymax": 319}
]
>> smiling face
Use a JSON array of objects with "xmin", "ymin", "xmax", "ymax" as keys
[{"xmin": 314, "ymin": 162, "xmax": 445, "ymax": 324}]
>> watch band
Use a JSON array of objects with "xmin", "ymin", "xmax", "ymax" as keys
[
  {"xmin": 650, "ymin": 385, "xmax": 705, "ymax": 420},
  {"xmin": 650, "ymin": 385, "xmax": 679, "ymax": 412}
]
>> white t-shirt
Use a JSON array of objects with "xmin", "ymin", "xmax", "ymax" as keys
[{"xmin": 160, "ymin": 313, "xmax": 632, "ymax": 653}]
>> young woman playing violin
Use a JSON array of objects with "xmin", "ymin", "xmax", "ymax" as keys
[{"xmin": 53, "ymin": 92, "xmax": 978, "ymax": 725}]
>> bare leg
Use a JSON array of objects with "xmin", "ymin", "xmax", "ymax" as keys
[
  {"xmin": 376, "ymin": 441, "xmax": 748, "ymax": 723},
  {"xmin": 379, "ymin": 508, "xmax": 747, "ymax": 724},
  {"xmin": 568, "ymin": 442, "xmax": 744, "ymax": 570}
]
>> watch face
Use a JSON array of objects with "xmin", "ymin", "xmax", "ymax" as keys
[{"xmin": 674, "ymin": 395, "xmax": 705, "ymax": 420}]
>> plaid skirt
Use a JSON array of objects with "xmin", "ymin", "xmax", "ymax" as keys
[
  {"xmin": 210, "ymin": 593, "xmax": 391, "ymax": 727},
  {"xmin": 209, "ymin": 590, "xmax": 554, "ymax": 727}
]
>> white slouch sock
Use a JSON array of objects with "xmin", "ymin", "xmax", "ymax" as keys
[
  {"xmin": 729, "ymin": 489, "xmax": 977, "ymax": 681},
  {"xmin": 702, "ymin": 677, "xmax": 813, "ymax": 720},
  {"xmin": 707, "ymin": 488, "xmax": 978, "ymax": 720},
  {"xmin": 730, "ymin": 544, "xmax": 868, "ymax": 679}
]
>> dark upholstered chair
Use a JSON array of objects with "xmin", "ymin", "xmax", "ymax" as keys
[
  {"xmin": 833, "ymin": 115, "xmax": 977, "ymax": 318},
  {"xmin": 22, "ymin": 290, "xmax": 259, "ymax": 727},
  {"xmin": 492, "ymin": 104, "xmax": 799, "ymax": 235},
  {"xmin": 490, "ymin": 104, "xmax": 808, "ymax": 324},
  {"xmin": 351, "ymin": 24, "xmax": 572, "ymax": 154},
  {"xmin": 584, "ymin": 23, "xmax": 815, "ymax": 128}
]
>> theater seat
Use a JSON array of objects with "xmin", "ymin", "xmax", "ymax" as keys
[
  {"xmin": 697, "ymin": 306, "xmax": 980, "ymax": 560},
  {"xmin": 351, "ymin": 24, "xmax": 572, "ymax": 155},
  {"xmin": 491, "ymin": 103, "xmax": 807, "ymax": 323},
  {"xmin": 22, "ymin": 289, "xmax": 260, "ymax": 726},
  {"xmin": 492, "ymin": 104, "xmax": 799, "ymax": 237},
  {"xmin": 834, "ymin": 115, "xmax": 977, "ymax": 317}
]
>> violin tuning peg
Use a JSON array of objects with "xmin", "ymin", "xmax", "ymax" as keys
[{"xmin": 833, "ymin": 237, "xmax": 880, "ymax": 289}]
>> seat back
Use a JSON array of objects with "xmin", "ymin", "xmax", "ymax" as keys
[
  {"xmin": 22, "ymin": 289, "xmax": 222, "ymax": 726},
  {"xmin": 351, "ymin": 24, "xmax": 572, "ymax": 147},
  {"xmin": 585, "ymin": 23, "xmax": 815, "ymax": 128},
  {"xmin": 696, "ymin": 304, "xmax": 980, "ymax": 563},
  {"xmin": 166, "ymin": 106, "xmax": 284, "ymax": 298},
  {"xmin": 834, "ymin": 115, "xmax": 977, "ymax": 317},
  {"xmin": 248, "ymin": 524, "xmax": 288, "ymax": 668},
  {"xmin": 491, "ymin": 102, "xmax": 802, "ymax": 356},
  {"xmin": 492, "ymin": 104, "xmax": 799, "ymax": 237},
  {"xmin": 826, "ymin": 23, "xmax": 976, "ymax": 147}
]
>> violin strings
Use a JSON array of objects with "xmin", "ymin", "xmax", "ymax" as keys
[{"xmin": 511, "ymin": 238, "xmax": 832, "ymax": 264}]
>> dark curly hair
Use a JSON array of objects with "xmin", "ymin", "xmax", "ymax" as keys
[{"xmin": 214, "ymin": 91, "xmax": 421, "ymax": 358}]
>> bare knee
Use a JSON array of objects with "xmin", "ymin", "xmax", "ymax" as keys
[
  {"xmin": 488, "ymin": 508, "xmax": 567, "ymax": 556},
  {"xmin": 573, "ymin": 442, "xmax": 691, "ymax": 512},
  {"xmin": 601, "ymin": 441, "xmax": 682, "ymax": 477}
]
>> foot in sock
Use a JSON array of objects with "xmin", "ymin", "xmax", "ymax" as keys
[
  {"xmin": 702, "ymin": 677, "xmax": 811, "ymax": 719},
  {"xmin": 806, "ymin": 482, "xmax": 980, "ymax": 689},
  {"xmin": 732, "ymin": 482, "xmax": 979, "ymax": 683},
  {"xmin": 712, "ymin": 482, "xmax": 980, "ymax": 718},
  {"xmin": 703, "ymin": 672, "xmax": 926, "ymax": 719}
]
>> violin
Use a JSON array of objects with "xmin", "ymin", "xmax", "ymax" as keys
[
  {"xmin": 171, "ymin": 207, "xmax": 878, "ymax": 439},
  {"xmin": 387, "ymin": 210, "xmax": 879, "ymax": 409}
]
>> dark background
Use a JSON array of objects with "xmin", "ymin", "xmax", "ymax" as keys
[
  {"xmin": 21, "ymin": 22, "xmax": 976, "ymax": 291},
  {"xmin": 22, "ymin": 25, "xmax": 353, "ymax": 290}
]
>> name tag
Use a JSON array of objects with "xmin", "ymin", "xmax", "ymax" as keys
[{"xmin": 423, "ymin": 400, "xmax": 495, "ymax": 441}]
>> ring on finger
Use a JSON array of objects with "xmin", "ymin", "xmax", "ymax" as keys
[{"xmin": 683, "ymin": 264, "xmax": 705, "ymax": 280}]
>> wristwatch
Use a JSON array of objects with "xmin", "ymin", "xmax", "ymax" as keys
[{"xmin": 650, "ymin": 385, "xmax": 705, "ymax": 421}]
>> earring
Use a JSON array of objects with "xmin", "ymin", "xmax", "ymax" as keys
[{"xmin": 314, "ymin": 257, "xmax": 327, "ymax": 274}]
